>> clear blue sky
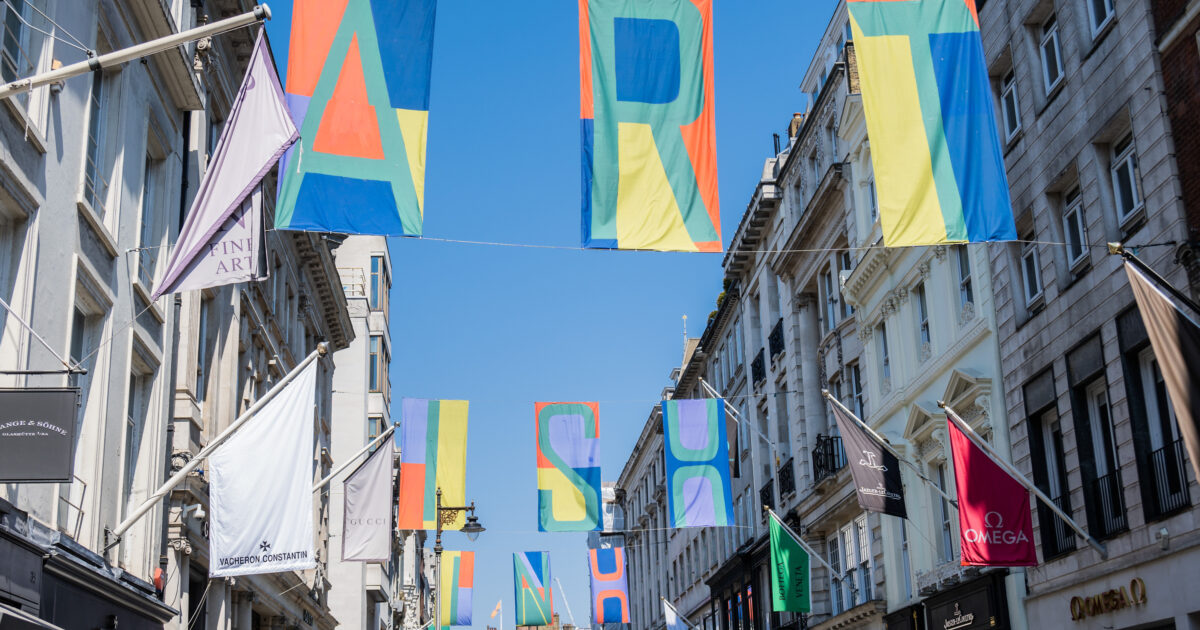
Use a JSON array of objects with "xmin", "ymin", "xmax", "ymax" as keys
[{"xmin": 266, "ymin": 2, "xmax": 836, "ymax": 627}]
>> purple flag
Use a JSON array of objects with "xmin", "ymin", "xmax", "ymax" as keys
[{"xmin": 152, "ymin": 29, "xmax": 298, "ymax": 299}]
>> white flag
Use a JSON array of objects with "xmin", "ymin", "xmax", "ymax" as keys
[
  {"xmin": 209, "ymin": 362, "xmax": 317, "ymax": 577},
  {"xmin": 152, "ymin": 29, "xmax": 297, "ymax": 299},
  {"xmin": 663, "ymin": 598, "xmax": 691, "ymax": 630},
  {"xmin": 342, "ymin": 438, "xmax": 394, "ymax": 562}
]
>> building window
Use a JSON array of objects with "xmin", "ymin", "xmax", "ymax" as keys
[
  {"xmin": 367, "ymin": 414, "xmax": 385, "ymax": 450},
  {"xmin": 900, "ymin": 521, "xmax": 912, "ymax": 600},
  {"xmin": 876, "ymin": 322, "xmax": 890, "ymax": 386},
  {"xmin": 1000, "ymin": 70, "xmax": 1021, "ymax": 141},
  {"xmin": 1077, "ymin": 377, "xmax": 1128, "ymax": 537},
  {"xmin": 827, "ymin": 123, "xmax": 838, "ymax": 163},
  {"xmin": 369, "ymin": 335, "xmax": 389, "ymax": 396},
  {"xmin": 122, "ymin": 367, "xmax": 154, "ymax": 528},
  {"xmin": 1, "ymin": 0, "xmax": 51, "ymax": 114},
  {"xmin": 867, "ymin": 178, "xmax": 878, "ymax": 222},
  {"xmin": 1021, "ymin": 239, "xmax": 1043, "ymax": 306},
  {"xmin": 849, "ymin": 363, "xmax": 864, "ymax": 419},
  {"xmin": 828, "ymin": 533, "xmax": 843, "ymax": 615},
  {"xmin": 955, "ymin": 245, "xmax": 973, "ymax": 309},
  {"xmin": 138, "ymin": 153, "xmax": 167, "ymax": 288},
  {"xmin": 1032, "ymin": 408, "xmax": 1076, "ymax": 557},
  {"xmin": 1086, "ymin": 0, "xmax": 1114, "ymax": 35},
  {"xmin": 84, "ymin": 66, "xmax": 111, "ymax": 216},
  {"xmin": 821, "ymin": 267, "xmax": 838, "ymax": 333},
  {"xmin": 370, "ymin": 255, "xmax": 390, "ymax": 312},
  {"xmin": 914, "ymin": 283, "xmax": 930, "ymax": 349},
  {"xmin": 1132, "ymin": 346, "xmax": 1191, "ymax": 517},
  {"xmin": 936, "ymin": 463, "xmax": 957, "ymax": 562},
  {"xmin": 1060, "ymin": 187, "xmax": 1088, "ymax": 268},
  {"xmin": 1111, "ymin": 134, "xmax": 1143, "ymax": 223},
  {"xmin": 839, "ymin": 252, "xmax": 855, "ymax": 317},
  {"xmin": 1039, "ymin": 14, "xmax": 1064, "ymax": 93}
]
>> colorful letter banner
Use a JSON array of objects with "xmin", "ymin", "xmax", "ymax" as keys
[
  {"xmin": 580, "ymin": 0, "xmax": 721, "ymax": 252},
  {"xmin": 536, "ymin": 402, "xmax": 602, "ymax": 532},
  {"xmin": 947, "ymin": 417, "xmax": 1037, "ymax": 566},
  {"xmin": 846, "ymin": 0, "xmax": 1016, "ymax": 247},
  {"xmin": 276, "ymin": 0, "xmax": 436, "ymax": 235},
  {"xmin": 588, "ymin": 546, "xmax": 630, "ymax": 624},
  {"xmin": 662, "ymin": 398, "xmax": 734, "ymax": 527},
  {"xmin": 440, "ymin": 551, "xmax": 474, "ymax": 628},
  {"xmin": 513, "ymin": 551, "xmax": 555, "ymax": 627},
  {"xmin": 399, "ymin": 399, "xmax": 468, "ymax": 530}
]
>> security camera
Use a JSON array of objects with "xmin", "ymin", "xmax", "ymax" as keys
[{"xmin": 182, "ymin": 504, "xmax": 206, "ymax": 521}]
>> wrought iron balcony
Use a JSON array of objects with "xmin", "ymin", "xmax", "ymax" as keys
[
  {"xmin": 1086, "ymin": 469, "xmax": 1127, "ymax": 539},
  {"xmin": 1148, "ymin": 438, "xmax": 1192, "ymax": 518},
  {"xmin": 779, "ymin": 457, "xmax": 796, "ymax": 496},
  {"xmin": 1037, "ymin": 492, "xmax": 1076, "ymax": 559},
  {"xmin": 769, "ymin": 318, "xmax": 785, "ymax": 357},
  {"xmin": 751, "ymin": 349, "xmax": 766, "ymax": 386},
  {"xmin": 812, "ymin": 434, "xmax": 847, "ymax": 483},
  {"xmin": 760, "ymin": 478, "xmax": 775, "ymax": 514}
]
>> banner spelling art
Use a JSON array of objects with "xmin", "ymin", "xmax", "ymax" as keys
[
  {"xmin": 276, "ymin": 0, "xmax": 436, "ymax": 235},
  {"xmin": 829, "ymin": 401, "xmax": 907, "ymax": 518},
  {"xmin": 342, "ymin": 437, "xmax": 394, "ymax": 562},
  {"xmin": 588, "ymin": 545, "xmax": 630, "ymax": 624},
  {"xmin": 948, "ymin": 417, "xmax": 1037, "ymax": 566},
  {"xmin": 399, "ymin": 399, "xmax": 468, "ymax": 530},
  {"xmin": 513, "ymin": 551, "xmax": 555, "ymax": 627},
  {"xmin": 153, "ymin": 31, "xmax": 294, "ymax": 299},
  {"xmin": 440, "ymin": 551, "xmax": 474, "ymax": 628},
  {"xmin": 767, "ymin": 511, "xmax": 811, "ymax": 613},
  {"xmin": 580, "ymin": 0, "xmax": 721, "ymax": 252},
  {"xmin": 536, "ymin": 402, "xmax": 602, "ymax": 532},
  {"xmin": 209, "ymin": 362, "xmax": 317, "ymax": 578},
  {"xmin": 846, "ymin": 0, "xmax": 1016, "ymax": 247},
  {"xmin": 662, "ymin": 398, "xmax": 734, "ymax": 527}
]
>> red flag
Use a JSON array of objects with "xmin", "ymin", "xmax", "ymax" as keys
[{"xmin": 947, "ymin": 418, "xmax": 1037, "ymax": 566}]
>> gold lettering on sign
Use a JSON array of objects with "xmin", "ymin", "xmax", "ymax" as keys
[{"xmin": 1069, "ymin": 578, "xmax": 1148, "ymax": 622}]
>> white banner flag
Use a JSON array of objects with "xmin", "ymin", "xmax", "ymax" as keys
[
  {"xmin": 342, "ymin": 438, "xmax": 394, "ymax": 562},
  {"xmin": 209, "ymin": 362, "xmax": 317, "ymax": 577}
]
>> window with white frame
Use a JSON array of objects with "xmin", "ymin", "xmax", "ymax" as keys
[
  {"xmin": 828, "ymin": 533, "xmax": 844, "ymax": 615},
  {"xmin": 867, "ymin": 178, "xmax": 878, "ymax": 222},
  {"xmin": 955, "ymin": 245, "xmax": 973, "ymax": 310},
  {"xmin": 855, "ymin": 516, "xmax": 872, "ymax": 601},
  {"xmin": 900, "ymin": 521, "xmax": 913, "ymax": 600},
  {"xmin": 828, "ymin": 516, "xmax": 872, "ymax": 615},
  {"xmin": 1086, "ymin": 0, "xmax": 1114, "ymax": 35},
  {"xmin": 849, "ymin": 363, "xmax": 864, "ymax": 419},
  {"xmin": 1062, "ymin": 187, "xmax": 1088, "ymax": 267},
  {"xmin": 936, "ymin": 463, "xmax": 958, "ymax": 562},
  {"xmin": 915, "ymin": 283, "xmax": 930, "ymax": 349},
  {"xmin": 1138, "ymin": 348, "xmax": 1181, "ymax": 453},
  {"xmin": 1086, "ymin": 379, "xmax": 1120, "ymax": 479},
  {"xmin": 839, "ymin": 252, "xmax": 854, "ymax": 317},
  {"xmin": 370, "ymin": 254, "xmax": 390, "ymax": 313},
  {"xmin": 822, "ymin": 267, "xmax": 837, "ymax": 333},
  {"xmin": 1039, "ymin": 14, "xmax": 1064, "ymax": 93},
  {"xmin": 1111, "ymin": 134, "xmax": 1143, "ymax": 223},
  {"xmin": 1001, "ymin": 70, "xmax": 1021, "ymax": 140},
  {"xmin": 876, "ymin": 322, "xmax": 890, "ymax": 385},
  {"xmin": 138, "ymin": 150, "xmax": 167, "ymax": 289},
  {"xmin": 1, "ymin": 0, "xmax": 51, "ymax": 117},
  {"xmin": 1021, "ymin": 239, "xmax": 1043, "ymax": 306},
  {"xmin": 827, "ymin": 123, "xmax": 838, "ymax": 163}
]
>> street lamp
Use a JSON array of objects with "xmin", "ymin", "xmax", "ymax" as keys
[{"xmin": 434, "ymin": 488, "xmax": 485, "ymax": 630}]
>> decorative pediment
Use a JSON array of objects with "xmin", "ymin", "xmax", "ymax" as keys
[
  {"xmin": 904, "ymin": 401, "xmax": 941, "ymax": 443},
  {"xmin": 942, "ymin": 369, "xmax": 993, "ymax": 432}
]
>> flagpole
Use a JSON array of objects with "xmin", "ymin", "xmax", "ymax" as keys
[
  {"xmin": 661, "ymin": 597, "xmax": 701, "ymax": 630},
  {"xmin": 940, "ymin": 402, "xmax": 1107, "ymax": 559},
  {"xmin": 0, "ymin": 5, "xmax": 271, "ymax": 101},
  {"xmin": 104, "ymin": 343, "xmax": 327, "ymax": 552},
  {"xmin": 765, "ymin": 508, "xmax": 847, "ymax": 581},
  {"xmin": 312, "ymin": 423, "xmax": 396, "ymax": 493},
  {"xmin": 1110, "ymin": 243, "xmax": 1200, "ymax": 316},
  {"xmin": 699, "ymin": 377, "xmax": 778, "ymax": 459},
  {"xmin": 821, "ymin": 390, "xmax": 959, "ymax": 509}
]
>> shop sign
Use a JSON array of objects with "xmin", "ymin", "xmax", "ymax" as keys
[
  {"xmin": 928, "ymin": 581, "xmax": 997, "ymax": 630},
  {"xmin": 0, "ymin": 389, "xmax": 79, "ymax": 483},
  {"xmin": 1069, "ymin": 578, "xmax": 1148, "ymax": 622}
]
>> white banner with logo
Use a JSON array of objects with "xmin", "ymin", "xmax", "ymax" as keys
[
  {"xmin": 342, "ymin": 438, "xmax": 395, "ymax": 562},
  {"xmin": 209, "ymin": 362, "xmax": 317, "ymax": 578}
]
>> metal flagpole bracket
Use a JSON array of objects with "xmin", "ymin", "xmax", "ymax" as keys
[
  {"xmin": 312, "ymin": 423, "xmax": 395, "ymax": 493},
  {"xmin": 939, "ymin": 400, "xmax": 1108, "ymax": 559},
  {"xmin": 765, "ymin": 507, "xmax": 847, "ymax": 581},
  {"xmin": 1112, "ymin": 241, "xmax": 1200, "ymax": 316}
]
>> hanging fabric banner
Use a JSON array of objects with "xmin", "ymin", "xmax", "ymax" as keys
[
  {"xmin": 152, "ymin": 30, "xmax": 295, "ymax": 299},
  {"xmin": 513, "ymin": 551, "xmax": 555, "ymax": 627},
  {"xmin": 580, "ymin": 0, "xmax": 721, "ymax": 252},
  {"xmin": 342, "ymin": 437, "xmax": 395, "ymax": 562},
  {"xmin": 947, "ymin": 417, "xmax": 1037, "ymax": 566},
  {"xmin": 662, "ymin": 398, "xmax": 734, "ymax": 527},
  {"xmin": 846, "ymin": 0, "xmax": 1016, "ymax": 247},
  {"xmin": 767, "ymin": 511, "xmax": 811, "ymax": 613},
  {"xmin": 441, "ymin": 551, "xmax": 474, "ymax": 628},
  {"xmin": 588, "ymin": 545, "xmax": 630, "ymax": 624},
  {"xmin": 829, "ymin": 401, "xmax": 907, "ymax": 518},
  {"xmin": 275, "ymin": 0, "xmax": 436, "ymax": 235},
  {"xmin": 1125, "ymin": 261, "xmax": 1200, "ymax": 484},
  {"xmin": 209, "ymin": 362, "xmax": 317, "ymax": 578},
  {"xmin": 662, "ymin": 598, "xmax": 690, "ymax": 630},
  {"xmin": 399, "ymin": 398, "xmax": 468, "ymax": 530},
  {"xmin": 536, "ymin": 402, "xmax": 602, "ymax": 532}
]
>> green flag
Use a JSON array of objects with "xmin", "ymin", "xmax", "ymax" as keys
[{"xmin": 769, "ymin": 513, "xmax": 811, "ymax": 612}]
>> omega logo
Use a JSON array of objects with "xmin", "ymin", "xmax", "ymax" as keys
[
  {"xmin": 1070, "ymin": 578, "xmax": 1148, "ymax": 621},
  {"xmin": 964, "ymin": 512, "xmax": 1029, "ymax": 545}
]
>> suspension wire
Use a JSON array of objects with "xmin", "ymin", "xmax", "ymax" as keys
[{"xmin": 3, "ymin": 0, "xmax": 91, "ymax": 55}]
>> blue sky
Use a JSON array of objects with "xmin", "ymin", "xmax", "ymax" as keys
[{"xmin": 267, "ymin": 2, "xmax": 836, "ymax": 627}]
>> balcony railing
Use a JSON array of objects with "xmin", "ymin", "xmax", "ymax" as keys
[
  {"xmin": 751, "ymin": 349, "xmax": 766, "ymax": 386},
  {"xmin": 760, "ymin": 478, "xmax": 775, "ymax": 514},
  {"xmin": 1086, "ymin": 469, "xmax": 1128, "ymax": 538},
  {"xmin": 812, "ymin": 434, "xmax": 847, "ymax": 483},
  {"xmin": 769, "ymin": 318, "xmax": 785, "ymax": 357},
  {"xmin": 779, "ymin": 457, "xmax": 796, "ymax": 496},
  {"xmin": 1148, "ymin": 438, "xmax": 1192, "ymax": 518},
  {"xmin": 1037, "ymin": 493, "xmax": 1076, "ymax": 559}
]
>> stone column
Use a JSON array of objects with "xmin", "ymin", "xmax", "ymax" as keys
[{"xmin": 796, "ymin": 293, "xmax": 824, "ymax": 482}]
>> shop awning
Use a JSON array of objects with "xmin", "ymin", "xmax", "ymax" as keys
[{"xmin": 0, "ymin": 603, "xmax": 63, "ymax": 630}]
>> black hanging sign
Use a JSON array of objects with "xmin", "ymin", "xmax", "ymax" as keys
[{"xmin": 0, "ymin": 388, "xmax": 79, "ymax": 482}]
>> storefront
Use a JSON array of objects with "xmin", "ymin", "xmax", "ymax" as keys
[
  {"xmin": 0, "ymin": 498, "xmax": 176, "ymax": 630},
  {"xmin": 883, "ymin": 605, "xmax": 924, "ymax": 630},
  {"xmin": 924, "ymin": 573, "xmax": 1010, "ymax": 630}
]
